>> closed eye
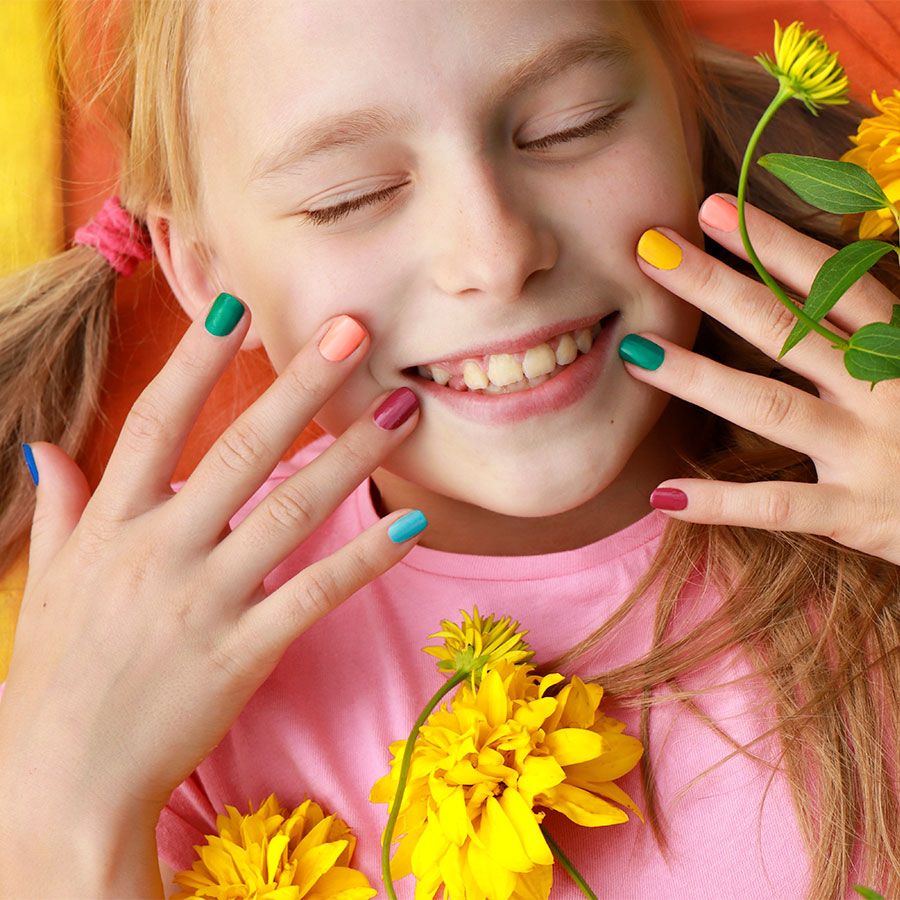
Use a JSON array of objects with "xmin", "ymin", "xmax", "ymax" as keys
[
  {"xmin": 519, "ymin": 108, "xmax": 623, "ymax": 151},
  {"xmin": 302, "ymin": 109, "xmax": 624, "ymax": 226}
]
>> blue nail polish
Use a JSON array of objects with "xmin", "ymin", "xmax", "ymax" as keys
[
  {"xmin": 388, "ymin": 510, "xmax": 428, "ymax": 543},
  {"xmin": 22, "ymin": 443, "xmax": 38, "ymax": 486}
]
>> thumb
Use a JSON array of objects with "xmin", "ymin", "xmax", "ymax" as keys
[{"xmin": 23, "ymin": 442, "xmax": 91, "ymax": 575}]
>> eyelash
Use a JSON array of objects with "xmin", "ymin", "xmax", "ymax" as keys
[{"xmin": 303, "ymin": 109, "xmax": 623, "ymax": 226}]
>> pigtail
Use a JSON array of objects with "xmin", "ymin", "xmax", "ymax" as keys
[{"xmin": 0, "ymin": 247, "xmax": 117, "ymax": 573}]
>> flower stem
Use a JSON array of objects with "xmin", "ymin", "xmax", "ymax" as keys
[
  {"xmin": 541, "ymin": 826, "xmax": 599, "ymax": 900},
  {"xmin": 382, "ymin": 669, "xmax": 469, "ymax": 900},
  {"xmin": 737, "ymin": 84, "xmax": 849, "ymax": 350}
]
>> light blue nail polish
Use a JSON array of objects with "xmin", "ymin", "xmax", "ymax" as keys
[
  {"xmin": 22, "ymin": 443, "xmax": 38, "ymax": 486},
  {"xmin": 618, "ymin": 334, "xmax": 665, "ymax": 371},
  {"xmin": 388, "ymin": 510, "xmax": 428, "ymax": 543}
]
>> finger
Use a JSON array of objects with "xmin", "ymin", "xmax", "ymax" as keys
[
  {"xmin": 647, "ymin": 477, "xmax": 848, "ymax": 542},
  {"xmin": 619, "ymin": 333, "xmax": 852, "ymax": 462},
  {"xmin": 94, "ymin": 292, "xmax": 251, "ymax": 518},
  {"xmin": 698, "ymin": 194, "xmax": 897, "ymax": 334},
  {"xmin": 210, "ymin": 386, "xmax": 420, "ymax": 589},
  {"xmin": 635, "ymin": 225, "xmax": 852, "ymax": 393},
  {"xmin": 23, "ymin": 442, "xmax": 91, "ymax": 578},
  {"xmin": 172, "ymin": 314, "xmax": 370, "ymax": 544},
  {"xmin": 237, "ymin": 507, "xmax": 428, "ymax": 669}
]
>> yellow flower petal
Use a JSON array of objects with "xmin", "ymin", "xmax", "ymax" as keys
[
  {"xmin": 304, "ymin": 866, "xmax": 377, "ymax": 900},
  {"xmin": 293, "ymin": 841, "xmax": 349, "ymax": 896},
  {"xmin": 175, "ymin": 797, "xmax": 373, "ymax": 899},
  {"xmin": 541, "ymin": 782, "xmax": 631, "ymax": 827},
  {"xmin": 498, "ymin": 788, "xmax": 553, "ymax": 866},
  {"xmin": 411, "ymin": 813, "xmax": 452, "ymax": 876},
  {"xmin": 438, "ymin": 785, "xmax": 470, "ymax": 847},
  {"xmin": 542, "ymin": 728, "xmax": 606, "ymax": 767},
  {"xmin": 479, "ymin": 795, "xmax": 535, "ymax": 873}
]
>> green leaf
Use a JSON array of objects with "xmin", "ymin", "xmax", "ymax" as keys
[
  {"xmin": 757, "ymin": 154, "xmax": 890, "ymax": 213},
  {"xmin": 853, "ymin": 887, "xmax": 886, "ymax": 900},
  {"xmin": 781, "ymin": 241, "xmax": 896, "ymax": 355},
  {"xmin": 844, "ymin": 322, "xmax": 900, "ymax": 385},
  {"xmin": 891, "ymin": 304, "xmax": 900, "ymax": 328}
]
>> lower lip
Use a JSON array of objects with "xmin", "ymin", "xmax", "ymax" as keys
[{"xmin": 408, "ymin": 313, "xmax": 621, "ymax": 425}]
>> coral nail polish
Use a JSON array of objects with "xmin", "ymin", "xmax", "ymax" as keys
[
  {"xmin": 699, "ymin": 195, "xmax": 739, "ymax": 233},
  {"xmin": 318, "ymin": 316, "xmax": 367, "ymax": 361}
]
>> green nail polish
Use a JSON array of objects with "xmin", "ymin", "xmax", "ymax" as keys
[
  {"xmin": 618, "ymin": 334, "xmax": 665, "ymax": 371},
  {"xmin": 205, "ymin": 292, "xmax": 245, "ymax": 336}
]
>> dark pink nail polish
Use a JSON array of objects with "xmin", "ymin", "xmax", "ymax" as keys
[
  {"xmin": 374, "ymin": 387, "xmax": 419, "ymax": 430},
  {"xmin": 650, "ymin": 487, "xmax": 688, "ymax": 511}
]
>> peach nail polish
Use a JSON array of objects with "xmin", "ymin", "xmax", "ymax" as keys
[
  {"xmin": 700, "ymin": 195, "xmax": 739, "ymax": 233},
  {"xmin": 318, "ymin": 315, "xmax": 367, "ymax": 361}
]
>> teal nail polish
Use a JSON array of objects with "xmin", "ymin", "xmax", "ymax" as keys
[
  {"xmin": 22, "ymin": 443, "xmax": 38, "ymax": 486},
  {"xmin": 388, "ymin": 510, "xmax": 428, "ymax": 543},
  {"xmin": 205, "ymin": 292, "xmax": 245, "ymax": 336},
  {"xmin": 618, "ymin": 334, "xmax": 665, "ymax": 371}
]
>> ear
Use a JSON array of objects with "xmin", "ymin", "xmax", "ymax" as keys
[{"xmin": 145, "ymin": 210, "xmax": 263, "ymax": 349}]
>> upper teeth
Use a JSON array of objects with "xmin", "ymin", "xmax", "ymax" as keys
[{"xmin": 416, "ymin": 323, "xmax": 601, "ymax": 393}]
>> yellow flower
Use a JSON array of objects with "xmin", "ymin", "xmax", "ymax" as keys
[
  {"xmin": 370, "ymin": 660, "xmax": 643, "ymax": 900},
  {"xmin": 424, "ymin": 607, "xmax": 534, "ymax": 685},
  {"xmin": 173, "ymin": 794, "xmax": 376, "ymax": 900},
  {"xmin": 756, "ymin": 20, "xmax": 849, "ymax": 114},
  {"xmin": 840, "ymin": 89, "xmax": 900, "ymax": 239}
]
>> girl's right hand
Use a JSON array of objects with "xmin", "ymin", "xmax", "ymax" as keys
[{"xmin": 0, "ymin": 295, "xmax": 422, "ymax": 896}]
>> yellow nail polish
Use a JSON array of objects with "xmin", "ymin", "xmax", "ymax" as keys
[{"xmin": 637, "ymin": 229, "xmax": 683, "ymax": 270}]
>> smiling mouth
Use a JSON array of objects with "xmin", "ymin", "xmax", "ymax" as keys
[{"xmin": 406, "ymin": 312, "xmax": 617, "ymax": 394}]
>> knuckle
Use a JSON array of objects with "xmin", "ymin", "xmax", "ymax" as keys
[
  {"xmin": 122, "ymin": 396, "xmax": 174, "ymax": 450},
  {"xmin": 759, "ymin": 487, "xmax": 794, "ymax": 527},
  {"xmin": 297, "ymin": 568, "xmax": 340, "ymax": 621},
  {"xmin": 750, "ymin": 384, "xmax": 796, "ymax": 432},
  {"xmin": 263, "ymin": 482, "xmax": 318, "ymax": 532},
  {"xmin": 280, "ymin": 356, "xmax": 322, "ymax": 405},
  {"xmin": 755, "ymin": 299, "xmax": 798, "ymax": 348},
  {"xmin": 170, "ymin": 345, "xmax": 212, "ymax": 381},
  {"xmin": 215, "ymin": 421, "xmax": 271, "ymax": 474},
  {"xmin": 692, "ymin": 253, "xmax": 725, "ymax": 299},
  {"xmin": 335, "ymin": 433, "xmax": 377, "ymax": 474}
]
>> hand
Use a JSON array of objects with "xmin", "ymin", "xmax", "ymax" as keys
[
  {"xmin": 0, "ymin": 298, "xmax": 422, "ymax": 895},
  {"xmin": 623, "ymin": 194, "xmax": 900, "ymax": 567}
]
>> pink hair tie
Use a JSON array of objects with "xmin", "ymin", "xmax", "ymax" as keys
[{"xmin": 73, "ymin": 196, "xmax": 153, "ymax": 277}]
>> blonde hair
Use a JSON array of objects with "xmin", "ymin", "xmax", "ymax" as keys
[{"xmin": 1, "ymin": 3, "xmax": 898, "ymax": 897}]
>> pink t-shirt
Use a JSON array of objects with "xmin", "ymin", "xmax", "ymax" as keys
[{"xmin": 157, "ymin": 436, "xmax": 817, "ymax": 898}]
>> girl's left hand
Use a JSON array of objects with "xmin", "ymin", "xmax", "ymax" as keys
[{"xmin": 624, "ymin": 193, "xmax": 900, "ymax": 567}]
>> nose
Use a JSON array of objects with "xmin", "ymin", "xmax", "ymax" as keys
[{"xmin": 428, "ymin": 158, "xmax": 558, "ymax": 302}]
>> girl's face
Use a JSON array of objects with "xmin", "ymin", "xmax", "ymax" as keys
[{"xmin": 187, "ymin": 0, "xmax": 704, "ymax": 541}]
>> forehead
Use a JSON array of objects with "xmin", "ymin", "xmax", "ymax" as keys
[{"xmin": 190, "ymin": 1, "xmax": 651, "ymax": 174}]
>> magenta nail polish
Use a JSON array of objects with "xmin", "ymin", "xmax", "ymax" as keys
[
  {"xmin": 374, "ymin": 387, "xmax": 419, "ymax": 430},
  {"xmin": 650, "ymin": 487, "xmax": 688, "ymax": 511}
]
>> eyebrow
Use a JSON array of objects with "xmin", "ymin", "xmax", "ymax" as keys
[{"xmin": 249, "ymin": 31, "xmax": 635, "ymax": 183}]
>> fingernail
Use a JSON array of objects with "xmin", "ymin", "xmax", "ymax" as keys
[
  {"xmin": 318, "ymin": 315, "xmax": 367, "ymax": 362},
  {"xmin": 637, "ymin": 229, "xmax": 683, "ymax": 270},
  {"xmin": 650, "ymin": 487, "xmax": 687, "ymax": 510},
  {"xmin": 388, "ymin": 510, "xmax": 428, "ymax": 543},
  {"xmin": 618, "ymin": 334, "xmax": 665, "ymax": 371},
  {"xmin": 22, "ymin": 443, "xmax": 38, "ymax": 486},
  {"xmin": 374, "ymin": 387, "xmax": 419, "ymax": 430},
  {"xmin": 699, "ymin": 194, "xmax": 739, "ymax": 233},
  {"xmin": 205, "ymin": 292, "xmax": 246, "ymax": 336}
]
